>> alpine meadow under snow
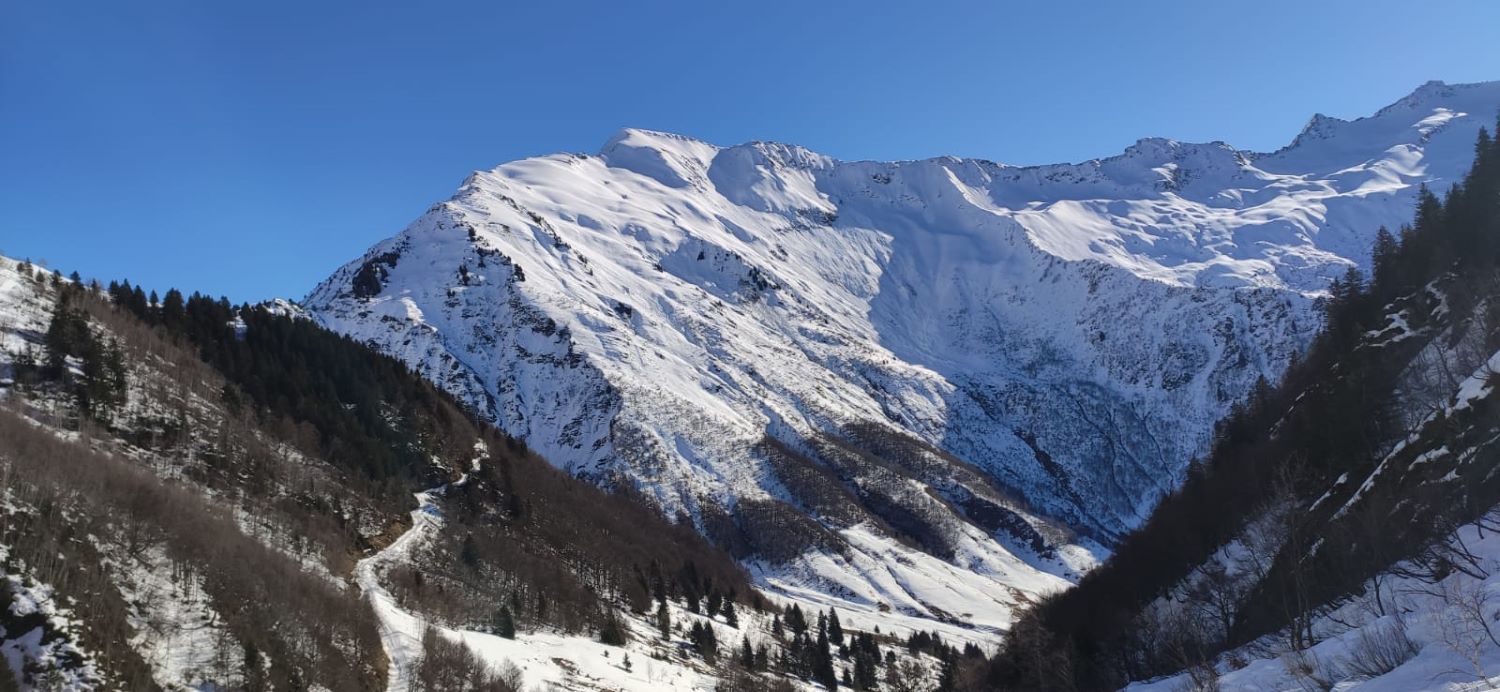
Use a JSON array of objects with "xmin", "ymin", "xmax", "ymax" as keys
[{"xmin": 305, "ymin": 81, "xmax": 1500, "ymax": 637}]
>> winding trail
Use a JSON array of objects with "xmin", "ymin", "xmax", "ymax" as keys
[
  {"xmin": 354, "ymin": 486, "xmax": 448, "ymax": 691},
  {"xmin": 356, "ymin": 443, "xmax": 484, "ymax": 691}
]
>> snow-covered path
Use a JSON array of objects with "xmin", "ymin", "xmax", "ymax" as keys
[
  {"xmin": 349, "ymin": 473, "xmax": 725, "ymax": 692},
  {"xmin": 354, "ymin": 486, "xmax": 448, "ymax": 692}
]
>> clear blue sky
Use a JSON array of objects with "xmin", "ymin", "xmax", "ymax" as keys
[{"xmin": 3, "ymin": 1, "xmax": 1498, "ymax": 302}]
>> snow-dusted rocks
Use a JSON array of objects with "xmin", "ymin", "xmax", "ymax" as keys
[{"xmin": 305, "ymin": 81, "xmax": 1500, "ymax": 635}]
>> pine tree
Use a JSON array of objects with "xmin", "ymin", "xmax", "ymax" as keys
[
  {"xmin": 1370, "ymin": 226, "xmax": 1402, "ymax": 294},
  {"xmin": 740, "ymin": 636, "xmax": 754, "ymax": 668},
  {"xmin": 690, "ymin": 621, "xmax": 718, "ymax": 662},
  {"xmin": 787, "ymin": 604, "xmax": 807, "ymax": 635},
  {"xmin": 130, "ymin": 286, "xmax": 148, "ymax": 317},
  {"xmin": 44, "ymin": 292, "xmax": 88, "ymax": 374},
  {"xmin": 652, "ymin": 567, "xmax": 667, "ymax": 607},
  {"xmin": 1414, "ymin": 183, "xmax": 1443, "ymax": 231},
  {"xmin": 494, "ymin": 606, "xmax": 516, "ymax": 639},
  {"xmin": 853, "ymin": 650, "xmax": 878, "ymax": 689},
  {"xmin": 937, "ymin": 655, "xmax": 957, "ymax": 691},
  {"xmin": 460, "ymin": 533, "xmax": 480, "ymax": 568},
  {"xmin": 94, "ymin": 337, "xmax": 128, "ymax": 414},
  {"xmin": 828, "ymin": 608, "xmax": 843, "ymax": 646},
  {"xmin": 656, "ymin": 600, "xmax": 671, "ymax": 639},
  {"xmin": 815, "ymin": 626, "xmax": 837, "ymax": 690},
  {"xmin": 243, "ymin": 641, "xmax": 264, "ymax": 691},
  {"xmin": 599, "ymin": 611, "xmax": 627, "ymax": 646},
  {"xmin": 162, "ymin": 288, "xmax": 186, "ymax": 326},
  {"xmin": 722, "ymin": 600, "xmax": 738, "ymax": 628}
]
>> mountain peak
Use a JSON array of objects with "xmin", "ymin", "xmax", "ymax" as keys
[
  {"xmin": 1288, "ymin": 112, "xmax": 1348, "ymax": 149},
  {"xmin": 1378, "ymin": 79, "xmax": 1500, "ymax": 120},
  {"xmin": 600, "ymin": 127, "xmax": 714, "ymax": 154},
  {"xmin": 598, "ymin": 128, "xmax": 719, "ymax": 188}
]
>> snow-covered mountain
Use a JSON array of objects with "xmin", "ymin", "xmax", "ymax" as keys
[{"xmin": 304, "ymin": 80, "xmax": 1500, "ymax": 635}]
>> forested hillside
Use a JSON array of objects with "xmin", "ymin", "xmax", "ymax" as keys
[
  {"xmin": 991, "ymin": 120, "xmax": 1500, "ymax": 690},
  {"xmin": 1, "ymin": 258, "xmax": 987, "ymax": 691},
  {"xmin": 0, "ymin": 264, "xmax": 757, "ymax": 688}
]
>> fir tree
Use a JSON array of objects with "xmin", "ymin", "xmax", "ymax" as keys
[
  {"xmin": 129, "ymin": 286, "xmax": 148, "ymax": 317},
  {"xmin": 460, "ymin": 533, "xmax": 480, "ymax": 568},
  {"xmin": 494, "ymin": 606, "xmax": 516, "ymax": 639},
  {"xmin": 599, "ymin": 611, "xmax": 627, "ymax": 646},
  {"xmin": 162, "ymin": 288, "xmax": 186, "ymax": 326},
  {"xmin": 1370, "ymin": 226, "xmax": 1402, "ymax": 294},
  {"xmin": 690, "ymin": 621, "xmax": 718, "ymax": 662},
  {"xmin": 652, "ymin": 567, "xmax": 667, "ymax": 606},
  {"xmin": 787, "ymin": 604, "xmax": 807, "ymax": 635},
  {"xmin": 656, "ymin": 600, "xmax": 671, "ymax": 640},
  {"xmin": 937, "ymin": 655, "xmax": 957, "ymax": 692},
  {"xmin": 815, "ymin": 626, "xmax": 837, "ymax": 690},
  {"xmin": 853, "ymin": 650, "xmax": 878, "ymax": 689}
]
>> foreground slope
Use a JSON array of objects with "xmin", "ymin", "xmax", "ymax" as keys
[
  {"xmin": 7, "ymin": 257, "xmax": 866, "ymax": 691},
  {"xmin": 305, "ymin": 81, "xmax": 1500, "ymax": 634}
]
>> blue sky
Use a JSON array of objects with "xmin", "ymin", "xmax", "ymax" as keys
[{"xmin": 3, "ymin": 1, "xmax": 1498, "ymax": 302}]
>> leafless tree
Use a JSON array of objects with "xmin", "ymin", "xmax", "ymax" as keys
[
  {"xmin": 885, "ymin": 658, "xmax": 932, "ymax": 692},
  {"xmin": 1435, "ymin": 576, "xmax": 1500, "ymax": 682}
]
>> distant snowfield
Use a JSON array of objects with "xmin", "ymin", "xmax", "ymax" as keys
[{"xmin": 305, "ymin": 80, "xmax": 1500, "ymax": 642}]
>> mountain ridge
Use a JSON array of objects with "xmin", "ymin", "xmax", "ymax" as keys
[{"xmin": 302, "ymin": 79, "xmax": 1500, "ymax": 637}]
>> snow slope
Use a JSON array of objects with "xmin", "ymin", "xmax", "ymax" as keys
[
  {"xmin": 1128, "ymin": 508, "xmax": 1500, "ymax": 692},
  {"xmin": 305, "ymin": 80, "xmax": 1500, "ymax": 637},
  {"xmin": 356, "ymin": 471, "xmax": 729, "ymax": 692}
]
